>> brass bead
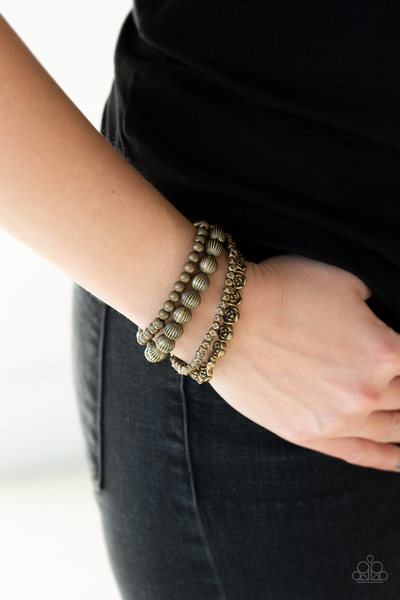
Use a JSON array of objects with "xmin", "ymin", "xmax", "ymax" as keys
[
  {"xmin": 209, "ymin": 225, "xmax": 227, "ymax": 242},
  {"xmin": 195, "ymin": 235, "xmax": 207, "ymax": 244},
  {"xmin": 211, "ymin": 340, "xmax": 227, "ymax": 359},
  {"xmin": 155, "ymin": 334, "xmax": 176, "ymax": 353},
  {"xmin": 197, "ymin": 227, "xmax": 208, "ymax": 238},
  {"xmin": 179, "ymin": 272, "xmax": 191, "ymax": 283},
  {"xmin": 206, "ymin": 238, "xmax": 224, "ymax": 257},
  {"xmin": 184, "ymin": 261, "xmax": 196, "ymax": 274},
  {"xmin": 164, "ymin": 321, "xmax": 184, "ymax": 340},
  {"xmin": 181, "ymin": 290, "xmax": 201, "ymax": 309},
  {"xmin": 194, "ymin": 220, "xmax": 210, "ymax": 229},
  {"xmin": 158, "ymin": 308, "xmax": 170, "ymax": 320},
  {"xmin": 163, "ymin": 300, "xmax": 175, "ymax": 313},
  {"xmin": 148, "ymin": 323, "xmax": 158, "ymax": 335},
  {"xmin": 143, "ymin": 328, "xmax": 153, "ymax": 340},
  {"xmin": 188, "ymin": 251, "xmax": 200, "ymax": 263},
  {"xmin": 223, "ymin": 305, "xmax": 240, "ymax": 324},
  {"xmin": 174, "ymin": 280, "xmax": 186, "ymax": 292},
  {"xmin": 191, "ymin": 273, "xmax": 210, "ymax": 292},
  {"xmin": 153, "ymin": 318, "xmax": 165, "ymax": 330},
  {"xmin": 232, "ymin": 273, "xmax": 247, "ymax": 289},
  {"xmin": 169, "ymin": 290, "xmax": 181, "ymax": 303},
  {"xmin": 199, "ymin": 255, "xmax": 218, "ymax": 274},
  {"xmin": 136, "ymin": 328, "xmax": 147, "ymax": 346},
  {"xmin": 227, "ymin": 289, "xmax": 242, "ymax": 305},
  {"xmin": 192, "ymin": 241, "xmax": 205, "ymax": 253},
  {"xmin": 144, "ymin": 339, "xmax": 168, "ymax": 363},
  {"xmin": 218, "ymin": 323, "xmax": 234, "ymax": 342},
  {"xmin": 173, "ymin": 305, "xmax": 192, "ymax": 324}
]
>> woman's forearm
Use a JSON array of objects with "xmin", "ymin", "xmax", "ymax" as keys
[{"xmin": 0, "ymin": 14, "xmax": 228, "ymax": 361}]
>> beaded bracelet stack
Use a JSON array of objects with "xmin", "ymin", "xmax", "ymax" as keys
[{"xmin": 136, "ymin": 220, "xmax": 247, "ymax": 384}]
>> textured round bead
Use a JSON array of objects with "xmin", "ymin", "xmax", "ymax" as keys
[
  {"xmin": 209, "ymin": 225, "xmax": 227, "ymax": 242},
  {"xmin": 206, "ymin": 238, "xmax": 224, "ymax": 257},
  {"xmin": 194, "ymin": 220, "xmax": 210, "ymax": 229},
  {"xmin": 179, "ymin": 272, "xmax": 191, "ymax": 283},
  {"xmin": 169, "ymin": 290, "xmax": 181, "ymax": 303},
  {"xmin": 148, "ymin": 323, "xmax": 158, "ymax": 335},
  {"xmin": 155, "ymin": 334, "xmax": 176, "ymax": 353},
  {"xmin": 144, "ymin": 339, "xmax": 168, "ymax": 363},
  {"xmin": 184, "ymin": 261, "xmax": 196, "ymax": 274},
  {"xmin": 153, "ymin": 318, "xmax": 165, "ymax": 330},
  {"xmin": 174, "ymin": 281, "xmax": 186, "ymax": 292},
  {"xmin": 181, "ymin": 290, "xmax": 201, "ymax": 309},
  {"xmin": 163, "ymin": 300, "xmax": 175, "ymax": 313},
  {"xmin": 173, "ymin": 305, "xmax": 192, "ymax": 324},
  {"xmin": 191, "ymin": 272, "xmax": 210, "ymax": 292},
  {"xmin": 158, "ymin": 308, "xmax": 170, "ymax": 321},
  {"xmin": 143, "ymin": 329, "xmax": 153, "ymax": 340},
  {"xmin": 164, "ymin": 321, "xmax": 184, "ymax": 340},
  {"xmin": 195, "ymin": 235, "xmax": 207, "ymax": 244},
  {"xmin": 199, "ymin": 255, "xmax": 218, "ymax": 274},
  {"xmin": 188, "ymin": 251, "xmax": 200, "ymax": 263},
  {"xmin": 192, "ymin": 241, "xmax": 205, "ymax": 253},
  {"xmin": 197, "ymin": 227, "xmax": 208, "ymax": 238}
]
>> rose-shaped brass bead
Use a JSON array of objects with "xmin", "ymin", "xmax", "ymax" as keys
[
  {"xmin": 206, "ymin": 238, "xmax": 224, "ymax": 257},
  {"xmin": 173, "ymin": 305, "xmax": 192, "ymax": 324},
  {"xmin": 197, "ymin": 227, "xmax": 208, "ymax": 238},
  {"xmin": 179, "ymin": 272, "xmax": 191, "ymax": 283},
  {"xmin": 195, "ymin": 235, "xmax": 207, "ymax": 244},
  {"xmin": 144, "ymin": 339, "xmax": 168, "ymax": 363},
  {"xmin": 232, "ymin": 273, "xmax": 247, "ymax": 289},
  {"xmin": 191, "ymin": 272, "xmax": 210, "ymax": 292},
  {"xmin": 218, "ymin": 323, "xmax": 234, "ymax": 342},
  {"xmin": 194, "ymin": 220, "xmax": 210, "ymax": 229},
  {"xmin": 164, "ymin": 321, "xmax": 184, "ymax": 340},
  {"xmin": 235, "ymin": 253, "xmax": 246, "ymax": 270},
  {"xmin": 163, "ymin": 300, "xmax": 175, "ymax": 313},
  {"xmin": 227, "ymin": 289, "xmax": 242, "ymax": 305},
  {"xmin": 211, "ymin": 340, "xmax": 227, "ymax": 359},
  {"xmin": 174, "ymin": 280, "xmax": 186, "ymax": 292},
  {"xmin": 169, "ymin": 290, "xmax": 181, "ymax": 303},
  {"xmin": 158, "ymin": 308, "xmax": 170, "ymax": 320},
  {"xmin": 155, "ymin": 334, "xmax": 176, "ymax": 353},
  {"xmin": 209, "ymin": 225, "xmax": 227, "ymax": 242},
  {"xmin": 181, "ymin": 290, "xmax": 201, "ymax": 309},
  {"xmin": 192, "ymin": 241, "xmax": 205, "ymax": 253},
  {"xmin": 223, "ymin": 305, "xmax": 240, "ymax": 324},
  {"xmin": 184, "ymin": 261, "xmax": 196, "ymax": 274},
  {"xmin": 188, "ymin": 251, "xmax": 200, "ymax": 263},
  {"xmin": 153, "ymin": 318, "xmax": 165, "ymax": 330},
  {"xmin": 199, "ymin": 255, "xmax": 218, "ymax": 274}
]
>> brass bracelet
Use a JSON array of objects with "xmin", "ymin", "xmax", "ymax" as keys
[
  {"xmin": 170, "ymin": 231, "xmax": 247, "ymax": 384},
  {"xmin": 136, "ymin": 220, "xmax": 224, "ymax": 363}
]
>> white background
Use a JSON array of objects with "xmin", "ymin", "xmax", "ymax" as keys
[{"xmin": 1, "ymin": 1, "xmax": 132, "ymax": 598}]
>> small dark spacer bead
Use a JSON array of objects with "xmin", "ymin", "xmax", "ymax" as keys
[
  {"xmin": 164, "ymin": 300, "xmax": 175, "ymax": 312},
  {"xmin": 158, "ymin": 308, "xmax": 170, "ymax": 320},
  {"xmin": 188, "ymin": 251, "xmax": 200, "ymax": 263},
  {"xmin": 184, "ymin": 261, "xmax": 196, "ymax": 274},
  {"xmin": 169, "ymin": 290, "xmax": 181, "ymax": 303},
  {"xmin": 174, "ymin": 281, "xmax": 186, "ymax": 293},
  {"xmin": 179, "ymin": 272, "xmax": 191, "ymax": 283}
]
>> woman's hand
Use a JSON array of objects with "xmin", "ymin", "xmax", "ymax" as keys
[{"xmin": 210, "ymin": 253, "xmax": 400, "ymax": 472}]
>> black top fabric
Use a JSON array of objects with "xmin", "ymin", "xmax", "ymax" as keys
[{"xmin": 101, "ymin": 1, "xmax": 400, "ymax": 328}]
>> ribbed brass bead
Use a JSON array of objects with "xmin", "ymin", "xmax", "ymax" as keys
[
  {"xmin": 192, "ymin": 241, "xmax": 205, "ymax": 253},
  {"xmin": 144, "ymin": 339, "xmax": 168, "ymax": 363},
  {"xmin": 181, "ymin": 290, "xmax": 201, "ymax": 309},
  {"xmin": 158, "ymin": 309, "xmax": 170, "ymax": 320},
  {"xmin": 184, "ymin": 261, "xmax": 196, "ymax": 274},
  {"xmin": 209, "ymin": 225, "xmax": 227, "ymax": 242},
  {"xmin": 155, "ymin": 334, "xmax": 176, "ymax": 353},
  {"xmin": 164, "ymin": 321, "xmax": 184, "ymax": 340},
  {"xmin": 169, "ymin": 290, "xmax": 181, "ymax": 303},
  {"xmin": 173, "ymin": 305, "xmax": 192, "ymax": 324},
  {"xmin": 163, "ymin": 300, "xmax": 175, "ymax": 312},
  {"xmin": 179, "ymin": 272, "xmax": 191, "ymax": 283},
  {"xmin": 191, "ymin": 272, "xmax": 210, "ymax": 292},
  {"xmin": 206, "ymin": 238, "xmax": 224, "ymax": 257},
  {"xmin": 174, "ymin": 281, "xmax": 186, "ymax": 292},
  {"xmin": 199, "ymin": 255, "xmax": 218, "ymax": 274},
  {"xmin": 188, "ymin": 251, "xmax": 200, "ymax": 263},
  {"xmin": 136, "ymin": 328, "xmax": 147, "ymax": 346}
]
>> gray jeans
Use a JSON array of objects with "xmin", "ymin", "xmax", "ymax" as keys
[{"xmin": 71, "ymin": 282, "xmax": 400, "ymax": 599}]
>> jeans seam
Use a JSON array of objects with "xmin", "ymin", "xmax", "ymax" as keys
[
  {"xmin": 94, "ymin": 302, "xmax": 108, "ymax": 492},
  {"xmin": 180, "ymin": 374, "xmax": 229, "ymax": 600}
]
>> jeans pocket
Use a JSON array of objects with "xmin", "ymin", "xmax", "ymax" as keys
[{"xmin": 71, "ymin": 283, "xmax": 108, "ymax": 491}]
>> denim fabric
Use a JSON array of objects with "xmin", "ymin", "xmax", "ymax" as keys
[{"xmin": 71, "ymin": 282, "xmax": 400, "ymax": 599}]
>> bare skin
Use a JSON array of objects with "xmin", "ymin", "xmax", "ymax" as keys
[{"xmin": 2, "ymin": 14, "xmax": 400, "ymax": 472}]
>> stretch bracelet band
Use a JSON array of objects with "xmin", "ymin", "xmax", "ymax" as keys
[{"xmin": 170, "ymin": 231, "xmax": 247, "ymax": 384}]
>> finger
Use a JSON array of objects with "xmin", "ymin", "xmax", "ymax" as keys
[
  {"xmin": 337, "ymin": 410, "xmax": 400, "ymax": 444},
  {"xmin": 306, "ymin": 436, "xmax": 400, "ymax": 472},
  {"xmin": 377, "ymin": 375, "xmax": 400, "ymax": 410}
]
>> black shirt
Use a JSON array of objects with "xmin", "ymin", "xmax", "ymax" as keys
[{"xmin": 101, "ymin": 1, "xmax": 400, "ymax": 330}]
